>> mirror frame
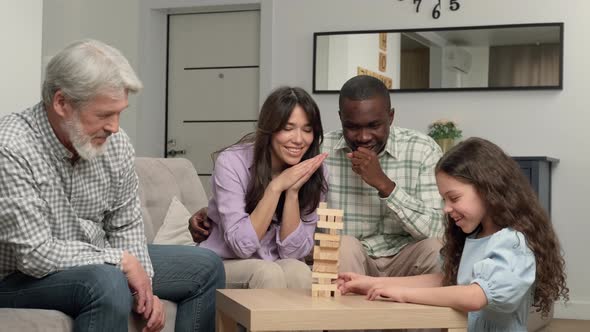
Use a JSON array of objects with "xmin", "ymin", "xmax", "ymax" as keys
[{"xmin": 312, "ymin": 22, "xmax": 564, "ymax": 93}]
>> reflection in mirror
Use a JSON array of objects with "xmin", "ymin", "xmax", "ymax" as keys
[{"xmin": 313, "ymin": 23, "xmax": 563, "ymax": 92}]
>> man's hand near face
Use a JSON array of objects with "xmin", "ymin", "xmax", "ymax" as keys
[{"xmin": 346, "ymin": 147, "xmax": 395, "ymax": 197}]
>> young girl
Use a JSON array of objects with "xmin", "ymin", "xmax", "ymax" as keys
[
  {"xmin": 200, "ymin": 86, "xmax": 328, "ymax": 289},
  {"xmin": 338, "ymin": 137, "xmax": 568, "ymax": 331}
]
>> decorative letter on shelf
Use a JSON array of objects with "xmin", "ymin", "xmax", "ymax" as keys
[
  {"xmin": 379, "ymin": 52, "xmax": 387, "ymax": 72},
  {"xmin": 357, "ymin": 67, "xmax": 392, "ymax": 88}
]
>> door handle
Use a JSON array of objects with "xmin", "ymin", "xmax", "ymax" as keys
[{"xmin": 167, "ymin": 149, "xmax": 186, "ymax": 157}]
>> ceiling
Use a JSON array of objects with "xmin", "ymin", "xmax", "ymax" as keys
[
  {"xmin": 403, "ymin": 26, "xmax": 561, "ymax": 49},
  {"xmin": 434, "ymin": 26, "xmax": 561, "ymax": 47}
]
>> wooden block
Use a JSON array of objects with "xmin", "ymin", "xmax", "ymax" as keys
[
  {"xmin": 319, "ymin": 240, "xmax": 340, "ymax": 248},
  {"xmin": 312, "ymin": 272, "xmax": 338, "ymax": 279},
  {"xmin": 313, "ymin": 251, "xmax": 338, "ymax": 261},
  {"xmin": 328, "ymin": 229, "xmax": 339, "ymax": 235},
  {"xmin": 314, "ymin": 245, "xmax": 339, "ymax": 254},
  {"xmin": 317, "ymin": 221, "xmax": 344, "ymax": 230},
  {"xmin": 312, "ymin": 289, "xmax": 330, "ymax": 297},
  {"xmin": 312, "ymin": 283, "xmax": 338, "ymax": 291},
  {"xmin": 313, "ymin": 245, "xmax": 339, "ymax": 256},
  {"xmin": 318, "ymin": 278, "xmax": 332, "ymax": 285},
  {"xmin": 312, "ymin": 261, "xmax": 339, "ymax": 273},
  {"xmin": 313, "ymin": 246, "xmax": 339, "ymax": 261},
  {"xmin": 316, "ymin": 208, "xmax": 344, "ymax": 217},
  {"xmin": 319, "ymin": 202, "xmax": 327, "ymax": 209},
  {"xmin": 314, "ymin": 233, "xmax": 340, "ymax": 242},
  {"xmin": 335, "ymin": 216, "xmax": 342, "ymax": 222},
  {"xmin": 332, "ymin": 289, "xmax": 341, "ymax": 297}
]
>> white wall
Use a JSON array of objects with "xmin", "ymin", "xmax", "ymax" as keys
[
  {"xmin": 346, "ymin": 33, "xmax": 399, "ymax": 87},
  {"xmin": 42, "ymin": 0, "xmax": 590, "ymax": 319},
  {"xmin": 320, "ymin": 33, "xmax": 399, "ymax": 90},
  {"xmin": 463, "ymin": 46, "xmax": 489, "ymax": 87},
  {"xmin": 0, "ymin": 0, "xmax": 42, "ymax": 117},
  {"xmin": 429, "ymin": 46, "xmax": 443, "ymax": 88},
  {"xmin": 388, "ymin": 33, "xmax": 401, "ymax": 89},
  {"xmin": 442, "ymin": 46, "xmax": 489, "ymax": 88},
  {"xmin": 325, "ymin": 35, "xmax": 349, "ymax": 89},
  {"xmin": 42, "ymin": 0, "xmax": 141, "ymax": 145}
]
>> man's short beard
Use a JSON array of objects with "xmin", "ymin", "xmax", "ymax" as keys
[{"xmin": 62, "ymin": 112, "xmax": 109, "ymax": 160}]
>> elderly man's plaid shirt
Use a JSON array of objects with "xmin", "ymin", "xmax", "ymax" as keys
[
  {"xmin": 321, "ymin": 127, "xmax": 445, "ymax": 258},
  {"xmin": 0, "ymin": 103, "xmax": 152, "ymax": 280}
]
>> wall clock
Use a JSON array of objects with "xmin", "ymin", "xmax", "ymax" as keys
[{"xmin": 397, "ymin": 0, "xmax": 461, "ymax": 19}]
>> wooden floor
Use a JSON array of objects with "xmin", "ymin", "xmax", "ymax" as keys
[{"xmin": 542, "ymin": 319, "xmax": 590, "ymax": 331}]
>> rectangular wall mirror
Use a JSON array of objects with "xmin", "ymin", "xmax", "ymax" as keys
[{"xmin": 313, "ymin": 23, "xmax": 563, "ymax": 92}]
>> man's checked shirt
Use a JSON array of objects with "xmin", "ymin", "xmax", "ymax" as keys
[
  {"xmin": 321, "ymin": 126, "xmax": 445, "ymax": 258},
  {"xmin": 0, "ymin": 103, "xmax": 153, "ymax": 280}
]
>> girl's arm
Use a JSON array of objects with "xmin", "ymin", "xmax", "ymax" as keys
[
  {"xmin": 338, "ymin": 272, "xmax": 444, "ymax": 295},
  {"xmin": 276, "ymin": 157, "xmax": 327, "ymax": 259},
  {"xmin": 381, "ymin": 273, "xmax": 444, "ymax": 288},
  {"xmin": 278, "ymin": 154, "xmax": 327, "ymax": 240},
  {"xmin": 274, "ymin": 189, "xmax": 316, "ymax": 259},
  {"xmin": 248, "ymin": 183, "xmax": 282, "ymax": 240},
  {"xmin": 368, "ymin": 283, "xmax": 488, "ymax": 312},
  {"xmin": 211, "ymin": 150, "xmax": 279, "ymax": 257},
  {"xmin": 253, "ymin": 154, "xmax": 326, "ymax": 240},
  {"xmin": 278, "ymin": 190, "xmax": 301, "ymax": 240}
]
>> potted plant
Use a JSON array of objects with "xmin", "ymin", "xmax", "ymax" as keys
[{"xmin": 427, "ymin": 120, "xmax": 462, "ymax": 153}]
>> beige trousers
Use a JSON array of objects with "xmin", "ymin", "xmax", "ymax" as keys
[
  {"xmin": 223, "ymin": 258, "xmax": 311, "ymax": 289},
  {"xmin": 339, "ymin": 235, "xmax": 443, "ymax": 277}
]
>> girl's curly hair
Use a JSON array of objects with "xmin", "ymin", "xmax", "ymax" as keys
[{"xmin": 436, "ymin": 137, "xmax": 568, "ymax": 316}]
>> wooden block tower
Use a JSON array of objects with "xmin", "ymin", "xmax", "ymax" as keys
[{"xmin": 311, "ymin": 202, "xmax": 344, "ymax": 297}]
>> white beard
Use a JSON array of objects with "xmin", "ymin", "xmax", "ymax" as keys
[{"xmin": 62, "ymin": 113, "xmax": 110, "ymax": 160}]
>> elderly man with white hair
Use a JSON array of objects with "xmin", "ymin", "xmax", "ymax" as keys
[{"xmin": 0, "ymin": 39, "xmax": 225, "ymax": 332}]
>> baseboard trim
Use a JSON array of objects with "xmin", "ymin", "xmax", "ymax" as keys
[{"xmin": 554, "ymin": 300, "xmax": 590, "ymax": 319}]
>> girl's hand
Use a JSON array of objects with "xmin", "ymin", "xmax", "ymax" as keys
[
  {"xmin": 337, "ymin": 272, "xmax": 380, "ymax": 295},
  {"xmin": 271, "ymin": 153, "xmax": 327, "ymax": 193},
  {"xmin": 366, "ymin": 286, "xmax": 408, "ymax": 302}
]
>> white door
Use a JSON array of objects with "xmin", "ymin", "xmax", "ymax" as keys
[{"xmin": 167, "ymin": 11, "xmax": 260, "ymax": 197}]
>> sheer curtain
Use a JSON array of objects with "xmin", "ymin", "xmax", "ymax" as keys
[{"xmin": 488, "ymin": 43, "xmax": 560, "ymax": 87}]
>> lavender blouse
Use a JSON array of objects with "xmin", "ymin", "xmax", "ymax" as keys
[{"xmin": 199, "ymin": 144, "xmax": 327, "ymax": 261}]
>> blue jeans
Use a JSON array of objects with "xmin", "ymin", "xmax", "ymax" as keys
[
  {"xmin": 0, "ymin": 245, "xmax": 225, "ymax": 332},
  {"xmin": 150, "ymin": 245, "xmax": 225, "ymax": 331}
]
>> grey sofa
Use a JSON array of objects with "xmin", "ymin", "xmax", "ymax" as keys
[{"xmin": 0, "ymin": 157, "xmax": 209, "ymax": 332}]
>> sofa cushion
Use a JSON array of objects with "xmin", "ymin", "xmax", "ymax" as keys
[
  {"xmin": 135, "ymin": 157, "xmax": 208, "ymax": 243},
  {"xmin": 153, "ymin": 196, "xmax": 195, "ymax": 246},
  {"xmin": 0, "ymin": 300, "xmax": 178, "ymax": 332},
  {"xmin": 0, "ymin": 309, "xmax": 72, "ymax": 331}
]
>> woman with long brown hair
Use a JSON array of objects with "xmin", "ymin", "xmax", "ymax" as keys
[
  {"xmin": 337, "ymin": 137, "xmax": 568, "ymax": 331},
  {"xmin": 200, "ymin": 86, "xmax": 328, "ymax": 289}
]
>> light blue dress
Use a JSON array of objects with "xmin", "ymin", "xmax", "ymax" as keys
[{"xmin": 457, "ymin": 227, "xmax": 536, "ymax": 332}]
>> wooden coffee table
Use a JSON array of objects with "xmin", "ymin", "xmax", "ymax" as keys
[{"xmin": 216, "ymin": 288, "xmax": 467, "ymax": 331}]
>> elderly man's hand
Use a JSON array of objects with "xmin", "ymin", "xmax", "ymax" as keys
[
  {"xmin": 142, "ymin": 295, "xmax": 166, "ymax": 332},
  {"xmin": 188, "ymin": 207, "xmax": 211, "ymax": 243},
  {"xmin": 121, "ymin": 251, "xmax": 153, "ymax": 320}
]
